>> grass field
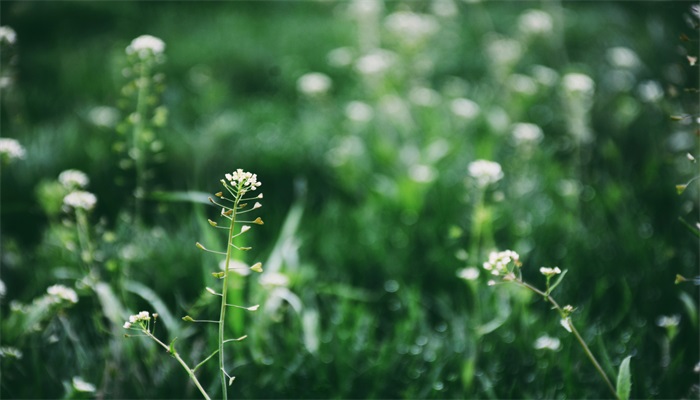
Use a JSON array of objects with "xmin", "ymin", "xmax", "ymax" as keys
[{"xmin": 1, "ymin": 1, "xmax": 698, "ymax": 399}]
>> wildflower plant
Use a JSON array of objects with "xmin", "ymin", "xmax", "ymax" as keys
[
  {"xmin": 481, "ymin": 249, "xmax": 633, "ymax": 400},
  {"xmin": 124, "ymin": 169, "xmax": 265, "ymax": 400},
  {"xmin": 116, "ymin": 34, "xmax": 168, "ymax": 221}
]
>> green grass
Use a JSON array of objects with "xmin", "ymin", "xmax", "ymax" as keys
[{"xmin": 1, "ymin": 1, "xmax": 698, "ymax": 399}]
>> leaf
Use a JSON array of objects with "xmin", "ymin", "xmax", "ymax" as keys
[
  {"xmin": 124, "ymin": 280, "xmax": 179, "ymax": 336},
  {"xmin": 616, "ymin": 355, "xmax": 632, "ymax": 400},
  {"xmin": 169, "ymin": 338, "xmax": 178, "ymax": 355},
  {"xmin": 548, "ymin": 269, "xmax": 568, "ymax": 294}
]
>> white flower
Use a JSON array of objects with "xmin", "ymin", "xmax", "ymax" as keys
[
  {"xmin": 637, "ymin": 80, "xmax": 663, "ymax": 102},
  {"xmin": 297, "ymin": 72, "xmax": 332, "ymax": 96},
  {"xmin": 224, "ymin": 169, "xmax": 262, "ymax": 193},
  {"xmin": 562, "ymin": 73, "xmax": 594, "ymax": 95},
  {"xmin": 58, "ymin": 169, "xmax": 89, "ymax": 189},
  {"xmin": 347, "ymin": 0, "xmax": 382, "ymax": 18},
  {"xmin": 485, "ymin": 37, "xmax": 522, "ymax": 66},
  {"xmin": 512, "ymin": 123, "xmax": 544, "ymax": 145},
  {"xmin": 345, "ymin": 101, "xmax": 374, "ymax": 122},
  {"xmin": 72, "ymin": 376, "xmax": 96, "ymax": 393},
  {"xmin": 126, "ymin": 34, "xmax": 165, "ymax": 58},
  {"xmin": 47, "ymin": 284, "xmax": 78, "ymax": 304},
  {"xmin": 482, "ymin": 250, "xmax": 520, "ymax": 276},
  {"xmin": 0, "ymin": 138, "xmax": 26, "ymax": 161},
  {"xmin": 409, "ymin": 164, "xmax": 437, "ymax": 183},
  {"xmin": 606, "ymin": 46, "xmax": 640, "ymax": 69},
  {"xmin": 88, "ymin": 106, "xmax": 120, "ymax": 128},
  {"xmin": 63, "ymin": 191, "xmax": 97, "ymax": 211},
  {"xmin": 518, "ymin": 9, "xmax": 553, "ymax": 35},
  {"xmin": 409, "ymin": 87, "xmax": 441, "ymax": 107},
  {"xmin": 384, "ymin": 11, "xmax": 439, "ymax": 47},
  {"xmin": 0, "ymin": 26, "xmax": 17, "ymax": 45},
  {"xmin": 327, "ymin": 47, "xmax": 354, "ymax": 68},
  {"xmin": 508, "ymin": 74, "xmax": 538, "ymax": 96},
  {"xmin": 533, "ymin": 335, "xmax": 561, "ymax": 351},
  {"xmin": 468, "ymin": 160, "xmax": 503, "ymax": 188},
  {"xmin": 539, "ymin": 266, "xmax": 562, "ymax": 276},
  {"xmin": 125, "ymin": 311, "xmax": 151, "ymax": 328},
  {"xmin": 656, "ymin": 314, "xmax": 680, "ymax": 328},
  {"xmin": 354, "ymin": 49, "xmax": 396, "ymax": 76},
  {"xmin": 450, "ymin": 98, "xmax": 480, "ymax": 120},
  {"xmin": 457, "ymin": 267, "xmax": 480, "ymax": 281},
  {"xmin": 531, "ymin": 65, "xmax": 559, "ymax": 86}
]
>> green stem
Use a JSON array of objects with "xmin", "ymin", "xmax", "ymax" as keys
[
  {"xmin": 74, "ymin": 208, "xmax": 94, "ymax": 271},
  {"xmin": 132, "ymin": 62, "xmax": 150, "ymax": 222},
  {"xmin": 219, "ymin": 195, "xmax": 240, "ymax": 400},
  {"xmin": 517, "ymin": 280, "xmax": 619, "ymax": 399},
  {"xmin": 144, "ymin": 330, "xmax": 211, "ymax": 400}
]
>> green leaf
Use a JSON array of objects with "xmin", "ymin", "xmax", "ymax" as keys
[
  {"xmin": 616, "ymin": 355, "xmax": 632, "ymax": 400},
  {"xmin": 169, "ymin": 338, "xmax": 178, "ymax": 355},
  {"xmin": 548, "ymin": 269, "xmax": 568, "ymax": 295}
]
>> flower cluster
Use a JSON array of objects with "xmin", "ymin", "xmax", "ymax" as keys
[
  {"xmin": 533, "ymin": 334, "xmax": 561, "ymax": 351},
  {"xmin": 47, "ymin": 284, "xmax": 78, "ymax": 304},
  {"xmin": 384, "ymin": 11, "xmax": 439, "ymax": 47},
  {"xmin": 518, "ymin": 9, "xmax": 553, "ymax": 36},
  {"xmin": 539, "ymin": 266, "xmax": 562, "ymax": 277},
  {"xmin": 123, "ymin": 311, "xmax": 151, "ymax": 329},
  {"xmin": 126, "ymin": 34, "xmax": 166, "ymax": 59},
  {"xmin": 297, "ymin": 72, "xmax": 332, "ymax": 96},
  {"xmin": 63, "ymin": 191, "xmax": 97, "ymax": 211},
  {"xmin": 224, "ymin": 169, "xmax": 262, "ymax": 193},
  {"xmin": 468, "ymin": 159, "xmax": 504, "ymax": 188},
  {"xmin": 562, "ymin": 72, "xmax": 594, "ymax": 95},
  {"xmin": 512, "ymin": 123, "xmax": 544, "ymax": 145},
  {"xmin": 58, "ymin": 169, "xmax": 89, "ymax": 189},
  {"xmin": 482, "ymin": 250, "xmax": 521, "ymax": 276},
  {"xmin": 0, "ymin": 137, "xmax": 26, "ymax": 162},
  {"xmin": 0, "ymin": 26, "xmax": 16, "ymax": 45}
]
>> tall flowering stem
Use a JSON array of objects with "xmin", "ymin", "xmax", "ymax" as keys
[
  {"xmin": 210, "ymin": 169, "xmax": 263, "ymax": 399},
  {"xmin": 483, "ymin": 250, "xmax": 618, "ymax": 399}
]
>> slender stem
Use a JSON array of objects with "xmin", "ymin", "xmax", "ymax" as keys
[
  {"xmin": 219, "ymin": 192, "xmax": 239, "ymax": 400},
  {"xmin": 516, "ymin": 279, "xmax": 619, "ymax": 399},
  {"xmin": 132, "ymin": 61, "xmax": 150, "ymax": 222},
  {"xmin": 143, "ymin": 330, "xmax": 211, "ymax": 400}
]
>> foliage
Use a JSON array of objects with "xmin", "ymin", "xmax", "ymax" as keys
[{"xmin": 1, "ymin": 2, "xmax": 698, "ymax": 399}]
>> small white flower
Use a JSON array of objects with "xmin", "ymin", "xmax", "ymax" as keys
[
  {"xmin": 533, "ymin": 335, "xmax": 561, "ymax": 351},
  {"xmin": 0, "ymin": 138, "xmax": 26, "ymax": 161},
  {"xmin": 63, "ymin": 191, "xmax": 97, "ymax": 211},
  {"xmin": 457, "ymin": 267, "xmax": 480, "ymax": 281},
  {"xmin": 606, "ymin": 46, "xmax": 640, "ymax": 69},
  {"xmin": 297, "ymin": 72, "xmax": 332, "ymax": 96},
  {"xmin": 354, "ymin": 49, "xmax": 396, "ymax": 76},
  {"xmin": 637, "ymin": 80, "xmax": 663, "ymax": 102},
  {"xmin": 468, "ymin": 160, "xmax": 504, "ymax": 188},
  {"xmin": 327, "ymin": 47, "xmax": 354, "ymax": 68},
  {"xmin": 345, "ymin": 101, "xmax": 374, "ymax": 122},
  {"xmin": 562, "ymin": 73, "xmax": 594, "ymax": 95},
  {"xmin": 485, "ymin": 37, "xmax": 522, "ymax": 66},
  {"xmin": 656, "ymin": 314, "xmax": 680, "ymax": 328},
  {"xmin": 88, "ymin": 106, "xmax": 120, "ymax": 128},
  {"xmin": 58, "ymin": 169, "xmax": 89, "ymax": 189},
  {"xmin": 126, "ymin": 34, "xmax": 165, "ymax": 58},
  {"xmin": 482, "ymin": 250, "xmax": 520, "ymax": 276},
  {"xmin": 224, "ymin": 169, "xmax": 262, "ymax": 193},
  {"xmin": 450, "ymin": 98, "xmax": 480, "ymax": 120},
  {"xmin": 72, "ymin": 376, "xmax": 96, "ymax": 393},
  {"xmin": 531, "ymin": 65, "xmax": 559, "ymax": 86},
  {"xmin": 0, "ymin": 26, "xmax": 17, "ymax": 45},
  {"xmin": 123, "ymin": 322, "xmax": 132, "ymax": 329},
  {"xmin": 518, "ymin": 9, "xmax": 553, "ymax": 35},
  {"xmin": 384, "ymin": 11, "xmax": 439, "ymax": 47},
  {"xmin": 47, "ymin": 284, "xmax": 78, "ymax": 304},
  {"xmin": 409, "ymin": 87, "xmax": 441, "ymax": 107},
  {"xmin": 240, "ymin": 225, "xmax": 251, "ymax": 233},
  {"xmin": 125, "ymin": 311, "xmax": 151, "ymax": 328},
  {"xmin": 539, "ymin": 266, "xmax": 562, "ymax": 277},
  {"xmin": 512, "ymin": 123, "xmax": 544, "ymax": 145}
]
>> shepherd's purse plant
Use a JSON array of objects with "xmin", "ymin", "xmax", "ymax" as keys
[{"xmin": 124, "ymin": 169, "xmax": 266, "ymax": 400}]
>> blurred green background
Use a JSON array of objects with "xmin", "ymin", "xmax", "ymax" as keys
[{"xmin": 1, "ymin": 1, "xmax": 698, "ymax": 399}]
